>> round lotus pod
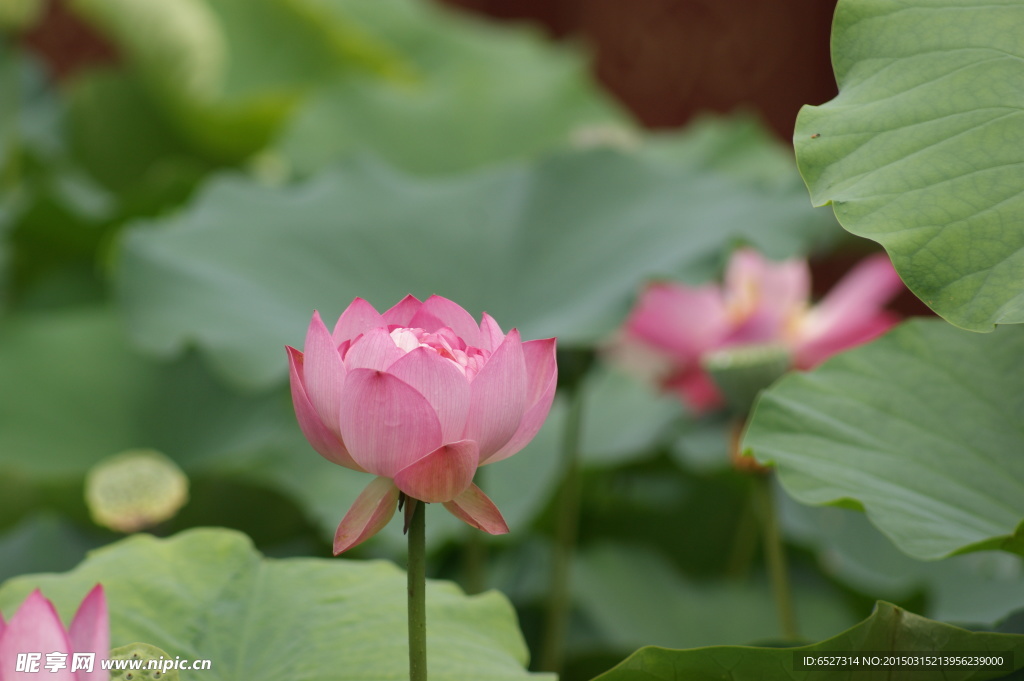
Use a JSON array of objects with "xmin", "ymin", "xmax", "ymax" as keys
[
  {"xmin": 701, "ymin": 343, "xmax": 793, "ymax": 416},
  {"xmin": 107, "ymin": 642, "xmax": 181, "ymax": 680},
  {"xmin": 85, "ymin": 449, "xmax": 189, "ymax": 533}
]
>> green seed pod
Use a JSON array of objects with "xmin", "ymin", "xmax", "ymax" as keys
[
  {"xmin": 85, "ymin": 449, "xmax": 189, "ymax": 533},
  {"xmin": 702, "ymin": 343, "xmax": 793, "ymax": 416},
  {"xmin": 107, "ymin": 642, "xmax": 181, "ymax": 680}
]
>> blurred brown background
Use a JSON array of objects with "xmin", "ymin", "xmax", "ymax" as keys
[{"xmin": 441, "ymin": 0, "xmax": 840, "ymax": 139}]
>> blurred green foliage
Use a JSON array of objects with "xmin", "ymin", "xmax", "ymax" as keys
[{"xmin": 2, "ymin": 0, "xmax": 1023, "ymax": 679}]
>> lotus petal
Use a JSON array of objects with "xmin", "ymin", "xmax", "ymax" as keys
[
  {"xmin": 386, "ymin": 347, "xmax": 471, "ymax": 442},
  {"xmin": 382, "ymin": 294, "xmax": 422, "ymax": 327},
  {"xmin": 302, "ymin": 311, "xmax": 347, "ymax": 432},
  {"xmin": 338, "ymin": 369, "xmax": 443, "ymax": 476},
  {"xmin": 482, "ymin": 337, "xmax": 557, "ymax": 464},
  {"xmin": 286, "ymin": 347, "xmax": 363, "ymax": 470},
  {"xmin": 333, "ymin": 477, "xmax": 400, "ymax": 554},
  {"xmin": 463, "ymin": 330, "xmax": 527, "ymax": 460},
  {"xmin": 394, "ymin": 440, "xmax": 479, "ymax": 503},
  {"xmin": 409, "ymin": 295, "xmax": 482, "ymax": 348},
  {"xmin": 331, "ymin": 297, "xmax": 385, "ymax": 344},
  {"xmin": 443, "ymin": 483, "xmax": 509, "ymax": 535},
  {"xmin": 343, "ymin": 327, "xmax": 405, "ymax": 371}
]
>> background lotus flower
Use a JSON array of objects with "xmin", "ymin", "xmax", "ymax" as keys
[
  {"xmin": 615, "ymin": 248, "xmax": 904, "ymax": 412},
  {"xmin": 288, "ymin": 295, "xmax": 558, "ymax": 554},
  {"xmin": 0, "ymin": 585, "xmax": 109, "ymax": 681}
]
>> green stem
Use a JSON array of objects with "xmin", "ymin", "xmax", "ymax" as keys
[
  {"xmin": 725, "ymin": 489, "xmax": 759, "ymax": 579},
  {"xmin": 462, "ymin": 528, "xmax": 487, "ymax": 596},
  {"xmin": 751, "ymin": 474, "xmax": 799, "ymax": 641},
  {"xmin": 537, "ymin": 386, "xmax": 585, "ymax": 674},
  {"xmin": 407, "ymin": 499, "xmax": 427, "ymax": 681}
]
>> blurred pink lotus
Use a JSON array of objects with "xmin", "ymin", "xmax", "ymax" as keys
[
  {"xmin": 0, "ymin": 585, "xmax": 109, "ymax": 681},
  {"xmin": 616, "ymin": 248, "xmax": 904, "ymax": 412},
  {"xmin": 288, "ymin": 295, "xmax": 557, "ymax": 553}
]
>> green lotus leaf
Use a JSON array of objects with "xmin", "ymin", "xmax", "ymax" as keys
[
  {"xmin": 115, "ymin": 147, "xmax": 834, "ymax": 391},
  {"xmin": 595, "ymin": 600, "xmax": 1024, "ymax": 681},
  {"xmin": 794, "ymin": 0, "xmax": 1024, "ymax": 330},
  {"xmin": 781, "ymin": 497, "xmax": 1024, "ymax": 626},
  {"xmin": 0, "ymin": 528, "xmax": 551, "ymax": 680},
  {"xmin": 743, "ymin": 319, "xmax": 1024, "ymax": 560}
]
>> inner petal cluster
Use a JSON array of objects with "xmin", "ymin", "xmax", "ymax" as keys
[{"xmin": 388, "ymin": 326, "xmax": 489, "ymax": 380}]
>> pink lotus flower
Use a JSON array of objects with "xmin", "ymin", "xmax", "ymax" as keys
[
  {"xmin": 0, "ymin": 585, "xmax": 109, "ymax": 681},
  {"xmin": 616, "ymin": 248, "xmax": 904, "ymax": 412},
  {"xmin": 287, "ymin": 295, "xmax": 558, "ymax": 554}
]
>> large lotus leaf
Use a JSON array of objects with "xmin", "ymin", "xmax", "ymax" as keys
[
  {"xmin": 573, "ymin": 543, "xmax": 855, "ymax": 651},
  {"xmin": 276, "ymin": 0, "xmax": 626, "ymax": 175},
  {"xmin": 781, "ymin": 497, "xmax": 1024, "ymax": 626},
  {"xmin": 742, "ymin": 319, "xmax": 1024, "ymax": 560},
  {"xmin": 67, "ymin": 0, "xmax": 407, "ymax": 160},
  {"xmin": 0, "ymin": 528, "xmax": 551, "ymax": 680},
  {"xmin": 0, "ymin": 307, "xmax": 158, "ymax": 477},
  {"xmin": 794, "ymin": 0, "xmax": 1024, "ymax": 331},
  {"xmin": 0, "ymin": 306, "xmax": 291, "ymax": 481},
  {"xmin": 115, "ymin": 149, "xmax": 835, "ymax": 391},
  {"xmin": 594, "ymin": 600, "xmax": 1024, "ymax": 681},
  {"xmin": 0, "ymin": 513, "xmax": 104, "ymax": 584}
]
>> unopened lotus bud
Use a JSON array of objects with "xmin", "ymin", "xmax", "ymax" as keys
[
  {"xmin": 85, "ymin": 449, "xmax": 189, "ymax": 533},
  {"xmin": 288, "ymin": 295, "xmax": 558, "ymax": 553}
]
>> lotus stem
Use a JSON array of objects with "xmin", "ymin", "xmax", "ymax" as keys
[
  {"xmin": 726, "ymin": 487, "xmax": 760, "ymax": 579},
  {"xmin": 751, "ymin": 474, "xmax": 799, "ymax": 641},
  {"xmin": 407, "ymin": 498, "xmax": 428, "ymax": 681},
  {"xmin": 538, "ymin": 384, "xmax": 586, "ymax": 673}
]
